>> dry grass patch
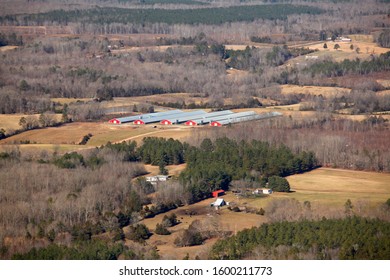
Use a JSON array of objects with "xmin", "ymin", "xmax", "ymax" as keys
[
  {"xmin": 0, "ymin": 143, "xmax": 88, "ymax": 154},
  {"xmin": 0, "ymin": 122, "xmax": 146, "ymax": 146},
  {"xmin": 231, "ymin": 168, "xmax": 390, "ymax": 212},
  {"xmin": 0, "ymin": 46, "xmax": 18, "ymax": 52},
  {"xmin": 285, "ymin": 168, "xmax": 390, "ymax": 206},
  {"xmin": 280, "ymin": 85, "xmax": 351, "ymax": 97},
  {"xmin": 0, "ymin": 114, "xmax": 62, "ymax": 133}
]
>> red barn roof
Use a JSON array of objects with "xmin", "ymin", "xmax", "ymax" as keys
[
  {"xmin": 160, "ymin": 120, "xmax": 172, "ymax": 125},
  {"xmin": 210, "ymin": 121, "xmax": 222, "ymax": 127},
  {"xmin": 212, "ymin": 190, "xmax": 225, "ymax": 197},
  {"xmin": 108, "ymin": 118, "xmax": 121, "ymax": 124},
  {"xmin": 133, "ymin": 120, "xmax": 145, "ymax": 125},
  {"xmin": 185, "ymin": 120, "xmax": 198, "ymax": 126}
]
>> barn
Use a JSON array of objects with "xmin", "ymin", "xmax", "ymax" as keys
[
  {"xmin": 160, "ymin": 110, "xmax": 207, "ymax": 125},
  {"xmin": 210, "ymin": 111, "xmax": 282, "ymax": 127},
  {"xmin": 132, "ymin": 110, "xmax": 185, "ymax": 125},
  {"xmin": 211, "ymin": 198, "xmax": 226, "ymax": 207},
  {"xmin": 212, "ymin": 190, "xmax": 225, "ymax": 197},
  {"xmin": 108, "ymin": 109, "xmax": 183, "ymax": 125},
  {"xmin": 184, "ymin": 110, "xmax": 233, "ymax": 126}
]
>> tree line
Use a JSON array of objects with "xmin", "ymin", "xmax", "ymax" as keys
[
  {"xmin": 210, "ymin": 216, "xmax": 390, "ymax": 260},
  {"xmin": 3, "ymin": 5, "xmax": 323, "ymax": 26}
]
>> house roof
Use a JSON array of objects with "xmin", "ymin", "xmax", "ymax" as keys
[{"xmin": 214, "ymin": 198, "xmax": 225, "ymax": 206}]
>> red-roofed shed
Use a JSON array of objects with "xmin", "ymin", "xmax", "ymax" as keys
[{"xmin": 212, "ymin": 190, "xmax": 225, "ymax": 198}]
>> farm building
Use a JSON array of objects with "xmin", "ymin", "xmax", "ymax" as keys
[
  {"xmin": 212, "ymin": 190, "xmax": 225, "ymax": 197},
  {"xmin": 211, "ymin": 198, "xmax": 226, "ymax": 207},
  {"xmin": 108, "ymin": 109, "xmax": 183, "ymax": 124},
  {"xmin": 184, "ymin": 110, "xmax": 233, "ymax": 126},
  {"xmin": 160, "ymin": 110, "xmax": 207, "ymax": 125},
  {"xmin": 253, "ymin": 189, "xmax": 273, "ymax": 195},
  {"xmin": 132, "ymin": 110, "xmax": 187, "ymax": 125},
  {"xmin": 210, "ymin": 111, "xmax": 282, "ymax": 127},
  {"xmin": 146, "ymin": 175, "xmax": 170, "ymax": 185}
]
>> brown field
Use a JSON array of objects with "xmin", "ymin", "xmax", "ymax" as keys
[
  {"xmin": 0, "ymin": 114, "xmax": 62, "ymax": 133},
  {"xmin": 51, "ymin": 98, "xmax": 93, "ymax": 105},
  {"xmin": 377, "ymin": 80, "xmax": 390, "ymax": 89},
  {"xmin": 0, "ymin": 121, "xmax": 198, "ymax": 152},
  {"xmin": 0, "ymin": 46, "xmax": 18, "ymax": 52},
  {"xmin": 279, "ymin": 85, "xmax": 351, "ymax": 97},
  {"xmin": 144, "ymin": 163, "xmax": 187, "ymax": 177},
  {"xmin": 111, "ymin": 45, "xmax": 192, "ymax": 55},
  {"xmin": 243, "ymin": 168, "xmax": 390, "ymax": 209}
]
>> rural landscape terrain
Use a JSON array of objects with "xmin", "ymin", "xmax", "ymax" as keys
[{"xmin": 0, "ymin": 0, "xmax": 390, "ymax": 260}]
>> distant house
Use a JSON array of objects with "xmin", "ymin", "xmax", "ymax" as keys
[
  {"xmin": 212, "ymin": 190, "xmax": 225, "ymax": 198},
  {"xmin": 145, "ymin": 175, "xmax": 170, "ymax": 184},
  {"xmin": 253, "ymin": 188, "xmax": 273, "ymax": 195},
  {"xmin": 211, "ymin": 198, "xmax": 226, "ymax": 207}
]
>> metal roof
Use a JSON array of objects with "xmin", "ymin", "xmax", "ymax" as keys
[
  {"xmin": 185, "ymin": 110, "xmax": 234, "ymax": 125},
  {"xmin": 211, "ymin": 111, "xmax": 282, "ymax": 126},
  {"xmin": 162, "ymin": 110, "xmax": 208, "ymax": 124},
  {"xmin": 134, "ymin": 110, "xmax": 193, "ymax": 124},
  {"xmin": 113, "ymin": 109, "xmax": 183, "ymax": 124},
  {"xmin": 208, "ymin": 111, "xmax": 257, "ymax": 122}
]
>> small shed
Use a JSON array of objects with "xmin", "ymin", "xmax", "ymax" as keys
[
  {"xmin": 262, "ymin": 189, "xmax": 273, "ymax": 194},
  {"xmin": 212, "ymin": 190, "xmax": 225, "ymax": 197},
  {"xmin": 211, "ymin": 198, "xmax": 226, "ymax": 207}
]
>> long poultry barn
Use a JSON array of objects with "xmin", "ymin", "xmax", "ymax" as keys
[
  {"xmin": 160, "ymin": 110, "xmax": 207, "ymax": 125},
  {"xmin": 133, "ymin": 110, "xmax": 192, "ymax": 125},
  {"xmin": 184, "ymin": 110, "xmax": 233, "ymax": 126},
  {"xmin": 109, "ymin": 109, "xmax": 282, "ymax": 126},
  {"xmin": 108, "ymin": 109, "xmax": 183, "ymax": 124},
  {"xmin": 210, "ymin": 111, "xmax": 282, "ymax": 126}
]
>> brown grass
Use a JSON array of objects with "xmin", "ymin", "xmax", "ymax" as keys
[
  {"xmin": 0, "ymin": 114, "xmax": 62, "ymax": 133},
  {"xmin": 280, "ymin": 85, "xmax": 351, "ymax": 97},
  {"xmin": 244, "ymin": 168, "xmax": 390, "ymax": 209},
  {"xmin": 0, "ymin": 46, "xmax": 18, "ymax": 52}
]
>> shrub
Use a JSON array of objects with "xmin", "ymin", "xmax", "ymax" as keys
[
  {"xmin": 126, "ymin": 224, "xmax": 151, "ymax": 243},
  {"xmin": 155, "ymin": 223, "xmax": 171, "ymax": 235},
  {"xmin": 268, "ymin": 176, "xmax": 290, "ymax": 192}
]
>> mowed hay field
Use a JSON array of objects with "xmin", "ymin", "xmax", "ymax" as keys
[
  {"xmin": 244, "ymin": 168, "xmax": 390, "ymax": 209},
  {"xmin": 0, "ymin": 122, "xmax": 197, "ymax": 151}
]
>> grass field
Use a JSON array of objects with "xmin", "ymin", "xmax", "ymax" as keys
[
  {"xmin": 279, "ymin": 85, "xmax": 351, "ymax": 97},
  {"xmin": 243, "ymin": 168, "xmax": 390, "ymax": 209},
  {"xmin": 0, "ymin": 114, "xmax": 62, "ymax": 133},
  {"xmin": 0, "ymin": 121, "xmax": 197, "ymax": 153}
]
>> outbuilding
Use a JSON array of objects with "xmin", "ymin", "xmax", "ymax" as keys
[
  {"xmin": 212, "ymin": 190, "xmax": 225, "ymax": 197},
  {"xmin": 211, "ymin": 198, "xmax": 226, "ymax": 207}
]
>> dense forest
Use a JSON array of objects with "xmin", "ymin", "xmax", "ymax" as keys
[
  {"xmin": 2, "ymin": 5, "xmax": 323, "ymax": 26},
  {"xmin": 210, "ymin": 217, "xmax": 390, "ymax": 259}
]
